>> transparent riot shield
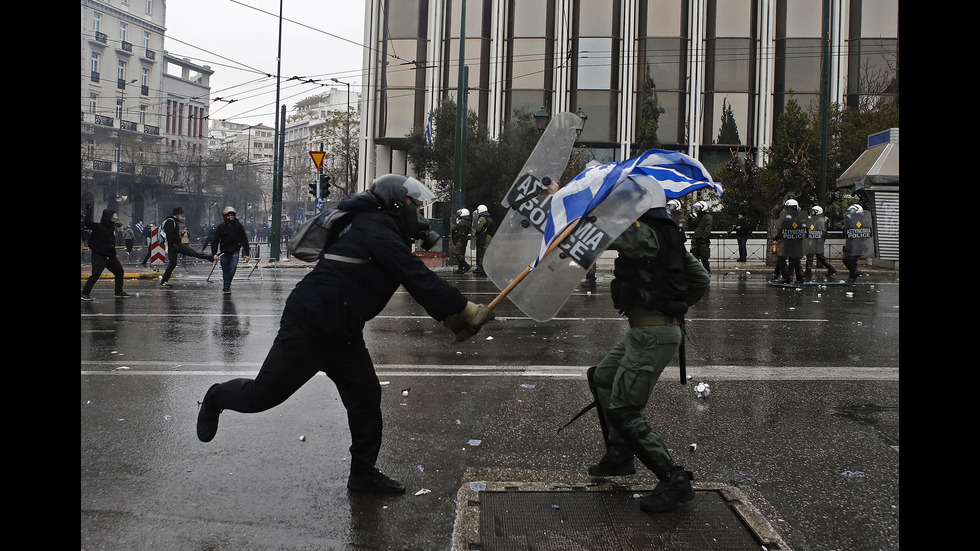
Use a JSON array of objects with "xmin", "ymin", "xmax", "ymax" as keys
[
  {"xmin": 804, "ymin": 215, "xmax": 827, "ymax": 256},
  {"xmin": 489, "ymin": 177, "xmax": 666, "ymax": 321},
  {"xmin": 778, "ymin": 209, "xmax": 808, "ymax": 258},
  {"xmin": 484, "ymin": 112, "xmax": 582, "ymax": 290},
  {"xmin": 844, "ymin": 210, "xmax": 875, "ymax": 258}
]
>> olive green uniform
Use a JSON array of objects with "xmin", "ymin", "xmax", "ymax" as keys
[
  {"xmin": 472, "ymin": 213, "xmax": 493, "ymax": 274},
  {"xmin": 591, "ymin": 217, "xmax": 709, "ymax": 479},
  {"xmin": 689, "ymin": 210, "xmax": 712, "ymax": 272}
]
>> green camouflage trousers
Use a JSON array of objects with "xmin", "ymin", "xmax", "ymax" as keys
[{"xmin": 592, "ymin": 323, "xmax": 682, "ymax": 478}]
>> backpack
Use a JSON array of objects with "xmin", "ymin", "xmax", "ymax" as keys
[{"xmin": 288, "ymin": 208, "xmax": 355, "ymax": 262}]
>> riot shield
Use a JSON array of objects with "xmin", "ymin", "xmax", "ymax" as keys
[
  {"xmin": 844, "ymin": 210, "xmax": 875, "ymax": 258},
  {"xmin": 778, "ymin": 209, "xmax": 808, "ymax": 258},
  {"xmin": 489, "ymin": 176, "xmax": 665, "ymax": 321},
  {"xmin": 804, "ymin": 214, "xmax": 827, "ymax": 256},
  {"xmin": 484, "ymin": 112, "xmax": 582, "ymax": 289}
]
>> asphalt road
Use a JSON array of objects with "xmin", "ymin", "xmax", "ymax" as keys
[{"xmin": 81, "ymin": 261, "xmax": 899, "ymax": 550}]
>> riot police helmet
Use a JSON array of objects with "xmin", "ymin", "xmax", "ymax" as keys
[
  {"xmin": 476, "ymin": 204, "xmax": 488, "ymax": 215},
  {"xmin": 370, "ymin": 174, "xmax": 436, "ymax": 214},
  {"xmin": 222, "ymin": 206, "xmax": 237, "ymax": 217},
  {"xmin": 846, "ymin": 204, "xmax": 863, "ymax": 214},
  {"xmin": 666, "ymin": 199, "xmax": 681, "ymax": 211},
  {"xmin": 693, "ymin": 201, "xmax": 707, "ymax": 212},
  {"xmin": 457, "ymin": 208, "xmax": 471, "ymax": 220},
  {"xmin": 784, "ymin": 199, "xmax": 800, "ymax": 210},
  {"xmin": 810, "ymin": 206, "xmax": 823, "ymax": 216}
]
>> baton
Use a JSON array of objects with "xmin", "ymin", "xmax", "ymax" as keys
[
  {"xmin": 679, "ymin": 335, "xmax": 687, "ymax": 385},
  {"xmin": 246, "ymin": 258, "xmax": 260, "ymax": 279},
  {"xmin": 206, "ymin": 253, "xmax": 222, "ymax": 282}
]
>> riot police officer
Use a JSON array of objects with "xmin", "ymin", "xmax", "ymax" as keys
[
  {"xmin": 803, "ymin": 206, "xmax": 837, "ymax": 281},
  {"xmin": 688, "ymin": 201, "xmax": 712, "ymax": 273},
  {"xmin": 472, "ymin": 204, "xmax": 496, "ymax": 275},
  {"xmin": 586, "ymin": 206, "xmax": 710, "ymax": 513},
  {"xmin": 451, "ymin": 208, "xmax": 472, "ymax": 274}
]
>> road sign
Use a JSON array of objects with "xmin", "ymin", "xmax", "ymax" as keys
[{"xmin": 309, "ymin": 151, "xmax": 325, "ymax": 171}]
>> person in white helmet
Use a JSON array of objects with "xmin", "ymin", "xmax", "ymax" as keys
[
  {"xmin": 451, "ymin": 208, "xmax": 473, "ymax": 274},
  {"xmin": 688, "ymin": 201, "xmax": 712, "ymax": 272},
  {"xmin": 210, "ymin": 206, "xmax": 252, "ymax": 294},
  {"xmin": 472, "ymin": 204, "xmax": 496, "ymax": 275},
  {"xmin": 803, "ymin": 206, "xmax": 837, "ymax": 281}
]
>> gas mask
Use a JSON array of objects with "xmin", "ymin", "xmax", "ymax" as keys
[
  {"xmin": 111, "ymin": 213, "xmax": 122, "ymax": 228},
  {"xmin": 403, "ymin": 201, "xmax": 440, "ymax": 250},
  {"xmin": 175, "ymin": 213, "xmax": 186, "ymax": 223}
]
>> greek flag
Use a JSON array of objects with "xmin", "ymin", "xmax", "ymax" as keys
[
  {"xmin": 534, "ymin": 149, "xmax": 721, "ymax": 267},
  {"xmin": 134, "ymin": 221, "xmax": 145, "ymax": 234},
  {"xmin": 424, "ymin": 115, "xmax": 433, "ymax": 148}
]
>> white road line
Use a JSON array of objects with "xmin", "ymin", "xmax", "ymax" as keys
[{"xmin": 80, "ymin": 363, "xmax": 897, "ymax": 380}]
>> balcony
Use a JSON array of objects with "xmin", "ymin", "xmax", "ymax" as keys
[
  {"xmin": 120, "ymin": 120, "xmax": 138, "ymax": 132},
  {"xmin": 120, "ymin": 41, "xmax": 132, "ymax": 53},
  {"xmin": 95, "ymin": 31, "xmax": 107, "ymax": 44},
  {"xmin": 91, "ymin": 71, "xmax": 100, "ymax": 83}
]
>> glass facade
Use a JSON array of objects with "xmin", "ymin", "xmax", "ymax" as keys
[{"xmin": 363, "ymin": 0, "xmax": 899, "ymax": 180}]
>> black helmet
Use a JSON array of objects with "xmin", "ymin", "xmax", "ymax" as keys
[{"xmin": 370, "ymin": 174, "xmax": 436, "ymax": 214}]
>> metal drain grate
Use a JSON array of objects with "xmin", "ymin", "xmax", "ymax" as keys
[{"xmin": 478, "ymin": 489, "xmax": 763, "ymax": 551}]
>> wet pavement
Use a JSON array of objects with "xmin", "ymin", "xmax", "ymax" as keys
[{"xmin": 81, "ymin": 252, "xmax": 899, "ymax": 550}]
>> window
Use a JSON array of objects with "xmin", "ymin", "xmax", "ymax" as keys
[
  {"xmin": 93, "ymin": 12, "xmax": 101, "ymax": 33},
  {"xmin": 145, "ymin": 0, "xmax": 153, "ymax": 16},
  {"xmin": 143, "ymin": 31, "xmax": 151, "ymax": 50},
  {"xmin": 577, "ymin": 37, "xmax": 613, "ymax": 90},
  {"xmin": 91, "ymin": 52, "xmax": 101, "ymax": 75},
  {"xmin": 118, "ymin": 60, "xmax": 127, "ymax": 83},
  {"xmin": 120, "ymin": 22, "xmax": 128, "ymax": 43},
  {"xmin": 89, "ymin": 94, "xmax": 98, "ymax": 114}
]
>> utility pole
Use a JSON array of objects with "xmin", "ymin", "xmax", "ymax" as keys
[
  {"xmin": 452, "ymin": 0, "xmax": 468, "ymax": 232},
  {"xmin": 270, "ymin": 0, "xmax": 284, "ymax": 260}
]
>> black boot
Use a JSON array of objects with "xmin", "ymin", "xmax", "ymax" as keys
[
  {"xmin": 196, "ymin": 384, "xmax": 222, "ymax": 442},
  {"xmin": 588, "ymin": 444, "xmax": 636, "ymax": 476},
  {"xmin": 347, "ymin": 468, "xmax": 406, "ymax": 494},
  {"xmin": 640, "ymin": 466, "xmax": 695, "ymax": 513}
]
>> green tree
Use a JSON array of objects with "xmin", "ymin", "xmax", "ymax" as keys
[{"xmin": 634, "ymin": 67, "xmax": 664, "ymax": 154}]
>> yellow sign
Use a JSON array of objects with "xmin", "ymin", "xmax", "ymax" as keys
[{"xmin": 309, "ymin": 151, "xmax": 325, "ymax": 171}]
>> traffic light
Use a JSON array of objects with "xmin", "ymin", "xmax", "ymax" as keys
[
  {"xmin": 309, "ymin": 181, "xmax": 317, "ymax": 198},
  {"xmin": 319, "ymin": 174, "xmax": 331, "ymax": 198}
]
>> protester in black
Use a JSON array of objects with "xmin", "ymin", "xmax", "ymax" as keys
[
  {"xmin": 81, "ymin": 207, "xmax": 129, "ymax": 299},
  {"xmin": 196, "ymin": 175, "xmax": 494, "ymax": 494}
]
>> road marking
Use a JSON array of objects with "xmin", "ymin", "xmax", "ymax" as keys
[{"xmin": 80, "ymin": 363, "xmax": 897, "ymax": 380}]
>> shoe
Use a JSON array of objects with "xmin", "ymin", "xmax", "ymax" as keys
[
  {"xmin": 588, "ymin": 446, "xmax": 636, "ymax": 476},
  {"xmin": 222, "ymin": 288, "xmax": 231, "ymax": 294},
  {"xmin": 160, "ymin": 281, "xmax": 173, "ymax": 288},
  {"xmin": 196, "ymin": 384, "xmax": 222, "ymax": 442},
  {"xmin": 827, "ymin": 267, "xmax": 837, "ymax": 277},
  {"xmin": 473, "ymin": 266, "xmax": 485, "ymax": 275},
  {"xmin": 115, "ymin": 291, "xmax": 131, "ymax": 298},
  {"xmin": 81, "ymin": 294, "xmax": 93, "ymax": 301},
  {"xmin": 639, "ymin": 466, "xmax": 695, "ymax": 513},
  {"xmin": 581, "ymin": 278, "xmax": 597, "ymax": 290},
  {"xmin": 459, "ymin": 264, "xmax": 471, "ymax": 274},
  {"xmin": 347, "ymin": 468, "xmax": 406, "ymax": 494}
]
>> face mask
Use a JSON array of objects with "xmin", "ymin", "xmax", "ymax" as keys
[
  {"xmin": 176, "ymin": 214, "xmax": 186, "ymax": 223},
  {"xmin": 111, "ymin": 214, "xmax": 122, "ymax": 227},
  {"xmin": 403, "ymin": 201, "xmax": 440, "ymax": 250}
]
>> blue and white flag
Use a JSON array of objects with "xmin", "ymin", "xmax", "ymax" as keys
[
  {"xmin": 534, "ymin": 149, "xmax": 721, "ymax": 267},
  {"xmin": 424, "ymin": 115, "xmax": 433, "ymax": 148}
]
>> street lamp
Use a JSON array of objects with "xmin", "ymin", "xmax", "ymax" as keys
[
  {"xmin": 115, "ymin": 78, "xmax": 139, "ymax": 203},
  {"xmin": 575, "ymin": 106, "xmax": 588, "ymax": 136},
  {"xmin": 330, "ymin": 78, "xmax": 352, "ymax": 196},
  {"xmin": 534, "ymin": 106, "xmax": 550, "ymax": 133}
]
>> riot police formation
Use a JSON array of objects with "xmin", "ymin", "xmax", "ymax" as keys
[
  {"xmin": 774, "ymin": 199, "xmax": 808, "ymax": 284},
  {"xmin": 842, "ymin": 204, "xmax": 874, "ymax": 283},
  {"xmin": 687, "ymin": 201, "xmax": 712, "ymax": 273},
  {"xmin": 803, "ymin": 206, "xmax": 837, "ymax": 281},
  {"xmin": 586, "ymin": 206, "xmax": 710, "ymax": 513},
  {"xmin": 451, "ymin": 208, "xmax": 473, "ymax": 274},
  {"xmin": 471, "ymin": 204, "xmax": 496, "ymax": 275},
  {"xmin": 196, "ymin": 175, "xmax": 495, "ymax": 494}
]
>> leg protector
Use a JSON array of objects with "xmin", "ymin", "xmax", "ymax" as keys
[{"xmin": 586, "ymin": 366, "xmax": 636, "ymax": 476}]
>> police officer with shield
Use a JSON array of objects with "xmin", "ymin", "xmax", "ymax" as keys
[
  {"xmin": 585, "ymin": 206, "xmax": 710, "ymax": 513},
  {"xmin": 776, "ymin": 199, "xmax": 807, "ymax": 284},
  {"xmin": 451, "ymin": 208, "xmax": 473, "ymax": 274},
  {"xmin": 842, "ymin": 204, "xmax": 874, "ymax": 283},
  {"xmin": 803, "ymin": 206, "xmax": 837, "ymax": 281}
]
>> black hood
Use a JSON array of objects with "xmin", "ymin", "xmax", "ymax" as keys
[
  {"xmin": 338, "ymin": 190, "xmax": 383, "ymax": 213},
  {"xmin": 100, "ymin": 209, "xmax": 117, "ymax": 225}
]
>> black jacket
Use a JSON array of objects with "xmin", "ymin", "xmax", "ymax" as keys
[
  {"xmin": 161, "ymin": 216, "xmax": 183, "ymax": 248},
  {"xmin": 211, "ymin": 218, "xmax": 251, "ymax": 257},
  {"xmin": 82, "ymin": 209, "xmax": 119, "ymax": 258},
  {"xmin": 284, "ymin": 191, "xmax": 467, "ymax": 343}
]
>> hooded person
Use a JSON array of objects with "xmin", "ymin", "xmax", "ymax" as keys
[
  {"xmin": 195, "ymin": 174, "xmax": 494, "ymax": 493},
  {"xmin": 81, "ymin": 207, "xmax": 129, "ymax": 300},
  {"xmin": 159, "ymin": 207, "xmax": 213, "ymax": 288},
  {"xmin": 210, "ymin": 206, "xmax": 252, "ymax": 294}
]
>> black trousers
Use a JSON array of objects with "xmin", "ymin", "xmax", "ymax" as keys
[
  {"xmin": 206, "ymin": 316, "xmax": 383, "ymax": 475},
  {"xmin": 161, "ymin": 243, "xmax": 212, "ymax": 282},
  {"xmin": 83, "ymin": 253, "xmax": 124, "ymax": 294}
]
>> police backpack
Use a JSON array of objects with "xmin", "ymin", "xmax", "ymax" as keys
[{"xmin": 287, "ymin": 208, "xmax": 354, "ymax": 262}]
